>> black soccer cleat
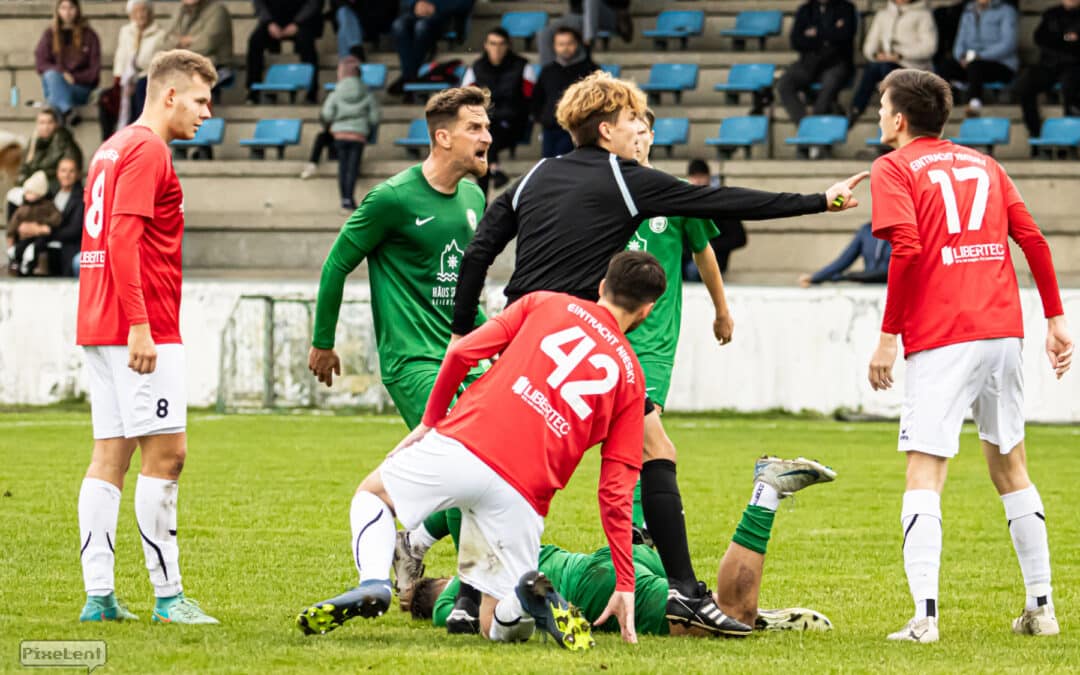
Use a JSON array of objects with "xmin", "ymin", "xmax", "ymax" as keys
[
  {"xmin": 446, "ymin": 595, "xmax": 481, "ymax": 635},
  {"xmin": 666, "ymin": 583, "xmax": 753, "ymax": 637},
  {"xmin": 515, "ymin": 571, "xmax": 596, "ymax": 651},
  {"xmin": 296, "ymin": 579, "xmax": 392, "ymax": 636}
]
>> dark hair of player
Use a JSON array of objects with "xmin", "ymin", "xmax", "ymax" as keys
[
  {"xmin": 486, "ymin": 26, "xmax": 511, "ymax": 43},
  {"xmin": 553, "ymin": 25, "xmax": 583, "ymax": 43},
  {"xmin": 687, "ymin": 158, "xmax": 710, "ymax": 177},
  {"xmin": 879, "ymin": 68, "xmax": 953, "ymax": 139},
  {"xmin": 407, "ymin": 578, "xmax": 450, "ymax": 621},
  {"xmin": 643, "ymin": 107, "xmax": 656, "ymax": 130},
  {"xmin": 147, "ymin": 49, "xmax": 218, "ymax": 95},
  {"xmin": 603, "ymin": 251, "xmax": 666, "ymax": 312},
  {"xmin": 424, "ymin": 86, "xmax": 492, "ymax": 141}
]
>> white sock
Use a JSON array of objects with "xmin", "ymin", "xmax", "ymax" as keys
[
  {"xmin": 408, "ymin": 523, "xmax": 438, "ymax": 555},
  {"xmin": 901, "ymin": 489, "xmax": 942, "ymax": 619},
  {"xmin": 488, "ymin": 592, "xmax": 536, "ymax": 642},
  {"xmin": 79, "ymin": 478, "xmax": 121, "ymax": 597},
  {"xmin": 135, "ymin": 474, "xmax": 183, "ymax": 598},
  {"xmin": 749, "ymin": 481, "xmax": 780, "ymax": 511},
  {"xmin": 350, "ymin": 491, "xmax": 396, "ymax": 584},
  {"xmin": 1002, "ymin": 485, "xmax": 1052, "ymax": 611}
]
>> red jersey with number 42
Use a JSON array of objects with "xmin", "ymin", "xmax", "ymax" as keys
[
  {"xmin": 77, "ymin": 125, "xmax": 184, "ymax": 346},
  {"xmin": 871, "ymin": 137, "xmax": 1030, "ymax": 355},
  {"xmin": 430, "ymin": 292, "xmax": 646, "ymax": 516}
]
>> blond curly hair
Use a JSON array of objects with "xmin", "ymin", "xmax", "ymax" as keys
[{"xmin": 555, "ymin": 70, "xmax": 648, "ymax": 148}]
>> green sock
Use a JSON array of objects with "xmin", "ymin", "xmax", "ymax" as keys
[
  {"xmin": 632, "ymin": 479, "xmax": 644, "ymax": 528},
  {"xmin": 444, "ymin": 508, "xmax": 462, "ymax": 550},
  {"xmin": 422, "ymin": 511, "xmax": 451, "ymax": 540},
  {"xmin": 731, "ymin": 505, "xmax": 776, "ymax": 555}
]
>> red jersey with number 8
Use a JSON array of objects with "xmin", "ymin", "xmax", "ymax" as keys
[
  {"xmin": 77, "ymin": 125, "xmax": 185, "ymax": 346},
  {"xmin": 871, "ymin": 137, "xmax": 1027, "ymax": 355}
]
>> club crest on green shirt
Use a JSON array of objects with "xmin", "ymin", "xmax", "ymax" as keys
[
  {"xmin": 466, "ymin": 208, "xmax": 478, "ymax": 230},
  {"xmin": 648, "ymin": 216, "xmax": 668, "ymax": 234}
]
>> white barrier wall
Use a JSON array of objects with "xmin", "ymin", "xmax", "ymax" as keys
[{"xmin": 1, "ymin": 280, "xmax": 1078, "ymax": 422}]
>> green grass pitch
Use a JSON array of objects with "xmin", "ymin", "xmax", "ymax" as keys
[{"xmin": 1, "ymin": 410, "xmax": 1078, "ymax": 673}]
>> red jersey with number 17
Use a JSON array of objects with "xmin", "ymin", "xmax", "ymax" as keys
[
  {"xmin": 871, "ymin": 137, "xmax": 1030, "ymax": 355},
  {"xmin": 77, "ymin": 125, "xmax": 185, "ymax": 346}
]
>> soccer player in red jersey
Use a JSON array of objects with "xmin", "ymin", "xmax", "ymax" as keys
[
  {"xmin": 297, "ymin": 252, "xmax": 666, "ymax": 649},
  {"xmin": 867, "ymin": 69, "xmax": 1074, "ymax": 643},
  {"xmin": 75, "ymin": 50, "xmax": 218, "ymax": 625}
]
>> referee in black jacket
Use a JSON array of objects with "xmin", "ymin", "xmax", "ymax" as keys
[{"xmin": 452, "ymin": 71, "xmax": 868, "ymax": 636}]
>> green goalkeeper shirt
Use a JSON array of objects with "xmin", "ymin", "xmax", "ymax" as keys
[
  {"xmin": 312, "ymin": 164, "xmax": 487, "ymax": 381},
  {"xmin": 626, "ymin": 214, "xmax": 719, "ymax": 365}
]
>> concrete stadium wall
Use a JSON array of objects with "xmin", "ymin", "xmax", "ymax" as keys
[{"xmin": 2, "ymin": 280, "xmax": 1078, "ymax": 422}]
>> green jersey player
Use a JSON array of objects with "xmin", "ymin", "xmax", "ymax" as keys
[{"xmin": 308, "ymin": 87, "xmax": 491, "ymax": 429}]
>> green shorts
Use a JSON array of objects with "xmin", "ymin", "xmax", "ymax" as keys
[
  {"xmin": 383, "ymin": 365, "xmax": 486, "ymax": 429},
  {"xmin": 639, "ymin": 360, "xmax": 674, "ymax": 410}
]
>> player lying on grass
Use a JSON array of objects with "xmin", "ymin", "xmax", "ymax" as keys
[
  {"xmin": 297, "ymin": 252, "xmax": 666, "ymax": 650},
  {"xmin": 405, "ymin": 455, "xmax": 837, "ymax": 636}
]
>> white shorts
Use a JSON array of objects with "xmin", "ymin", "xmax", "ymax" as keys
[
  {"xmin": 899, "ymin": 337, "xmax": 1024, "ymax": 458},
  {"xmin": 84, "ymin": 344, "xmax": 187, "ymax": 440},
  {"xmin": 380, "ymin": 430, "xmax": 544, "ymax": 600}
]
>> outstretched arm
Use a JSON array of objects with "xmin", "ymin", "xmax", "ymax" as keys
[{"xmin": 452, "ymin": 186, "xmax": 520, "ymax": 336}]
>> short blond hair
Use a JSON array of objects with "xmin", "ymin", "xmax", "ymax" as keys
[
  {"xmin": 555, "ymin": 70, "xmax": 648, "ymax": 147},
  {"xmin": 425, "ymin": 86, "xmax": 491, "ymax": 141},
  {"xmin": 147, "ymin": 49, "xmax": 217, "ymax": 98}
]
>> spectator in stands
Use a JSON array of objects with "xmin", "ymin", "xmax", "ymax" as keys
[
  {"xmin": 6, "ymin": 171, "xmax": 60, "ymax": 277},
  {"xmin": 1015, "ymin": 0, "xmax": 1080, "ymax": 142},
  {"xmin": 110, "ymin": 0, "xmax": 166, "ymax": 133},
  {"xmin": 6, "ymin": 108, "xmax": 82, "ymax": 218},
  {"xmin": 777, "ymin": 0, "xmax": 857, "ymax": 130},
  {"xmin": 50, "ymin": 156, "xmax": 83, "ymax": 277},
  {"xmin": 682, "ymin": 159, "xmax": 747, "ymax": 277},
  {"xmin": 392, "ymin": 0, "xmax": 476, "ymax": 86},
  {"xmin": 163, "ymin": 0, "xmax": 234, "ymax": 82},
  {"xmin": 333, "ymin": 0, "xmax": 398, "ymax": 59},
  {"xmin": 34, "ymin": 0, "xmax": 101, "ymax": 125},
  {"xmin": 936, "ymin": 0, "xmax": 1018, "ymax": 117},
  {"xmin": 246, "ymin": 0, "xmax": 322, "ymax": 104},
  {"xmin": 537, "ymin": 0, "xmax": 630, "ymax": 67},
  {"xmin": 321, "ymin": 56, "xmax": 381, "ymax": 212},
  {"xmin": 798, "ymin": 222, "xmax": 890, "ymax": 286},
  {"xmin": 848, "ymin": 0, "xmax": 937, "ymax": 124},
  {"xmin": 532, "ymin": 27, "xmax": 597, "ymax": 158},
  {"xmin": 462, "ymin": 27, "xmax": 536, "ymax": 193}
]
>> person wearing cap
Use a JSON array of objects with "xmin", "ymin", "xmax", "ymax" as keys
[{"xmin": 6, "ymin": 170, "xmax": 61, "ymax": 276}]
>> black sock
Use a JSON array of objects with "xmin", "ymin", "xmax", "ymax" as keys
[
  {"xmin": 640, "ymin": 459, "xmax": 698, "ymax": 596},
  {"xmin": 456, "ymin": 580, "xmax": 480, "ymax": 606}
]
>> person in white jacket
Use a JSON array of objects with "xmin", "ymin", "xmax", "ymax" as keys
[
  {"xmin": 848, "ymin": 0, "xmax": 937, "ymax": 123},
  {"xmin": 113, "ymin": 0, "xmax": 166, "ymax": 129}
]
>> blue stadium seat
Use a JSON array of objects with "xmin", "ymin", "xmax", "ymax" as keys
[
  {"xmin": 1029, "ymin": 117, "xmax": 1080, "ymax": 158},
  {"xmin": 324, "ymin": 64, "xmax": 389, "ymax": 94},
  {"xmin": 713, "ymin": 63, "xmax": 775, "ymax": 103},
  {"xmin": 642, "ymin": 10, "xmax": 704, "ymax": 50},
  {"xmin": 720, "ymin": 10, "xmax": 783, "ymax": 50},
  {"xmin": 238, "ymin": 119, "xmax": 302, "ymax": 159},
  {"xmin": 395, "ymin": 119, "xmax": 430, "ymax": 157},
  {"xmin": 171, "ymin": 117, "xmax": 224, "ymax": 160},
  {"xmin": 501, "ymin": 11, "xmax": 548, "ymax": 49},
  {"xmin": 949, "ymin": 117, "xmax": 1010, "ymax": 156},
  {"xmin": 600, "ymin": 63, "xmax": 622, "ymax": 78},
  {"xmin": 403, "ymin": 63, "xmax": 467, "ymax": 96},
  {"xmin": 250, "ymin": 63, "xmax": 315, "ymax": 103},
  {"xmin": 705, "ymin": 116, "xmax": 769, "ymax": 158},
  {"xmin": 650, "ymin": 117, "xmax": 690, "ymax": 157},
  {"xmin": 640, "ymin": 63, "xmax": 698, "ymax": 104},
  {"xmin": 784, "ymin": 115, "xmax": 849, "ymax": 158}
]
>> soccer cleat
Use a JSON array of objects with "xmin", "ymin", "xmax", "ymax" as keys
[
  {"xmin": 393, "ymin": 530, "xmax": 426, "ymax": 610},
  {"xmin": 755, "ymin": 607, "xmax": 833, "ymax": 632},
  {"xmin": 887, "ymin": 616, "xmax": 939, "ymax": 643},
  {"xmin": 754, "ymin": 456, "xmax": 837, "ymax": 497},
  {"xmin": 296, "ymin": 579, "xmax": 392, "ymax": 635},
  {"xmin": 666, "ymin": 583, "xmax": 752, "ymax": 637},
  {"xmin": 1012, "ymin": 605, "xmax": 1059, "ymax": 636},
  {"xmin": 631, "ymin": 525, "xmax": 654, "ymax": 548},
  {"xmin": 152, "ymin": 594, "xmax": 219, "ymax": 624},
  {"xmin": 445, "ymin": 595, "xmax": 481, "ymax": 635},
  {"xmin": 79, "ymin": 593, "xmax": 139, "ymax": 622},
  {"xmin": 515, "ymin": 571, "xmax": 595, "ymax": 651}
]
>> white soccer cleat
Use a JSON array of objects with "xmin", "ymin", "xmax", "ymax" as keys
[
  {"xmin": 887, "ymin": 616, "xmax": 939, "ymax": 643},
  {"xmin": 1012, "ymin": 605, "xmax": 1059, "ymax": 636},
  {"xmin": 755, "ymin": 607, "xmax": 833, "ymax": 632},
  {"xmin": 754, "ymin": 456, "xmax": 837, "ymax": 497}
]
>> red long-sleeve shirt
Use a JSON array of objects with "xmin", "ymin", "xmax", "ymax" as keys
[{"xmin": 423, "ymin": 292, "xmax": 644, "ymax": 592}]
